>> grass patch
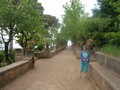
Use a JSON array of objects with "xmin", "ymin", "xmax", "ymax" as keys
[{"xmin": 101, "ymin": 45, "xmax": 120, "ymax": 58}]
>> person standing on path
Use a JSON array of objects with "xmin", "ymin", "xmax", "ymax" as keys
[{"xmin": 80, "ymin": 45, "xmax": 90, "ymax": 78}]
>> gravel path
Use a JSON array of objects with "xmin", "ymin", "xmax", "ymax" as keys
[{"xmin": 1, "ymin": 47, "xmax": 95, "ymax": 90}]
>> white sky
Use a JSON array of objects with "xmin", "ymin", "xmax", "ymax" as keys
[{"xmin": 38, "ymin": 0, "xmax": 97, "ymax": 22}]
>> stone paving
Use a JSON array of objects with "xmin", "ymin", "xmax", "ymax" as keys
[{"xmin": 1, "ymin": 47, "xmax": 96, "ymax": 90}]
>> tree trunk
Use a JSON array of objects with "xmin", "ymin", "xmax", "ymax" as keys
[
  {"xmin": 23, "ymin": 40, "xmax": 28, "ymax": 56},
  {"xmin": 10, "ymin": 39, "xmax": 13, "ymax": 50},
  {"xmin": 4, "ymin": 43, "xmax": 11, "ymax": 64},
  {"xmin": 23, "ymin": 46, "xmax": 25, "ymax": 56}
]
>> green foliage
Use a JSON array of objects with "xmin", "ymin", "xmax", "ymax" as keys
[
  {"xmin": 104, "ymin": 31, "xmax": 120, "ymax": 46},
  {"xmin": 62, "ymin": 0, "xmax": 88, "ymax": 44},
  {"xmin": 0, "ymin": 50, "xmax": 4, "ymax": 63},
  {"xmin": 8, "ymin": 50, "xmax": 15, "ymax": 63},
  {"xmin": 0, "ymin": 50, "xmax": 15, "ymax": 67},
  {"xmin": 35, "ymin": 38, "xmax": 51, "ymax": 51},
  {"xmin": 0, "ymin": 0, "xmax": 45, "ymax": 62},
  {"xmin": 87, "ymin": 18, "xmax": 111, "ymax": 32},
  {"xmin": 7, "ymin": 0, "xmax": 46, "ymax": 55},
  {"xmin": 109, "ymin": 1, "xmax": 120, "ymax": 30},
  {"xmin": 93, "ymin": 0, "xmax": 120, "ymax": 31},
  {"xmin": 61, "ymin": 0, "xmax": 119, "ymax": 48},
  {"xmin": 36, "ymin": 39, "xmax": 45, "ymax": 51},
  {"xmin": 62, "ymin": 0, "xmax": 111, "ymax": 47},
  {"xmin": 55, "ymin": 33, "xmax": 66, "ymax": 46},
  {"xmin": 43, "ymin": 15, "xmax": 60, "ymax": 47},
  {"xmin": 15, "ymin": 0, "xmax": 45, "ymax": 48},
  {"xmin": 92, "ymin": 8, "xmax": 101, "ymax": 18},
  {"xmin": 85, "ymin": 18, "xmax": 111, "ymax": 47},
  {"xmin": 60, "ymin": 0, "xmax": 120, "ymax": 48},
  {"xmin": 92, "ymin": 32, "xmax": 105, "ymax": 47},
  {"xmin": 0, "ymin": 63, "xmax": 7, "ymax": 67},
  {"xmin": 44, "ymin": 14, "xmax": 59, "ymax": 28},
  {"xmin": 101, "ymin": 45, "xmax": 120, "ymax": 58},
  {"xmin": 91, "ymin": 0, "xmax": 120, "ymax": 46}
]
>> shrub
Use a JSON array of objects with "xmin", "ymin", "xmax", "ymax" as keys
[
  {"xmin": 0, "ymin": 50, "xmax": 4, "ymax": 63},
  {"xmin": 36, "ymin": 39, "xmax": 45, "ymax": 51},
  {"xmin": 104, "ymin": 31, "xmax": 120, "ymax": 46},
  {"xmin": 92, "ymin": 32, "xmax": 106, "ymax": 47},
  {"xmin": 0, "ymin": 50, "xmax": 15, "ymax": 67},
  {"xmin": 9, "ymin": 50, "xmax": 15, "ymax": 63}
]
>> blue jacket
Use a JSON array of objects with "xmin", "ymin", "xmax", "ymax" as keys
[{"xmin": 80, "ymin": 51, "xmax": 90, "ymax": 63}]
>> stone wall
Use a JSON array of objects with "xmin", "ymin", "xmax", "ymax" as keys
[
  {"xmin": 0, "ymin": 57, "xmax": 34, "ymax": 89},
  {"xmin": 88, "ymin": 52, "xmax": 120, "ymax": 90},
  {"xmin": 56, "ymin": 45, "xmax": 66, "ymax": 53},
  {"xmin": 34, "ymin": 45, "xmax": 66, "ymax": 59},
  {"xmin": 15, "ymin": 49, "xmax": 24, "ymax": 62},
  {"xmin": 95, "ymin": 52, "xmax": 120, "ymax": 75},
  {"xmin": 88, "ymin": 63, "xmax": 115, "ymax": 90}
]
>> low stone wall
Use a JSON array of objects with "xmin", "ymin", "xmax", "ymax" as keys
[
  {"xmin": 34, "ymin": 45, "xmax": 66, "ymax": 59},
  {"xmin": 56, "ymin": 45, "xmax": 66, "ymax": 53},
  {"xmin": 15, "ymin": 49, "xmax": 24, "ymax": 62},
  {"xmin": 95, "ymin": 52, "xmax": 120, "ymax": 75},
  {"xmin": 88, "ymin": 62, "xmax": 117, "ymax": 90},
  {"xmin": 88, "ymin": 52, "xmax": 120, "ymax": 90},
  {"xmin": 15, "ymin": 49, "xmax": 35, "ymax": 62},
  {"xmin": 26, "ymin": 50, "xmax": 34, "ymax": 57},
  {"xmin": 34, "ymin": 51, "xmax": 44, "ymax": 59},
  {"xmin": 49, "ymin": 50, "xmax": 56, "ymax": 57},
  {"xmin": 0, "ymin": 57, "xmax": 34, "ymax": 89}
]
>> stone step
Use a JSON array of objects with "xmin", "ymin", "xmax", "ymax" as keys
[{"xmin": 89, "ymin": 62, "xmax": 120, "ymax": 90}]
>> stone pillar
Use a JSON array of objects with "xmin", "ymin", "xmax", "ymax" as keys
[
  {"xmin": 15, "ymin": 49, "xmax": 24, "ymax": 62},
  {"xmin": 43, "ymin": 48, "xmax": 50, "ymax": 58},
  {"xmin": 26, "ymin": 50, "xmax": 34, "ymax": 57}
]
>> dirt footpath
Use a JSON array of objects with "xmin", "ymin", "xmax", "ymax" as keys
[{"xmin": 1, "ymin": 47, "xmax": 96, "ymax": 90}]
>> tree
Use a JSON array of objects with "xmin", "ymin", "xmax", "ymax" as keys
[
  {"xmin": 0, "ymin": 0, "xmax": 20, "ymax": 64},
  {"xmin": 0, "ymin": 0, "xmax": 44, "ymax": 64},
  {"xmin": 44, "ymin": 15, "xmax": 59, "ymax": 28},
  {"xmin": 92, "ymin": 8, "xmax": 101, "ymax": 18},
  {"xmin": 62, "ymin": 0, "xmax": 88, "ymax": 45},
  {"xmin": 43, "ymin": 15, "xmax": 59, "ymax": 47},
  {"xmin": 90, "ymin": 0, "xmax": 120, "ymax": 47},
  {"xmin": 93, "ymin": 0, "xmax": 119, "ymax": 31},
  {"xmin": 15, "ymin": 0, "xmax": 45, "ymax": 55}
]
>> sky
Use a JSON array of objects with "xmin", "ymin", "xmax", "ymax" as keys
[{"xmin": 38, "ymin": 0, "xmax": 98, "ymax": 22}]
